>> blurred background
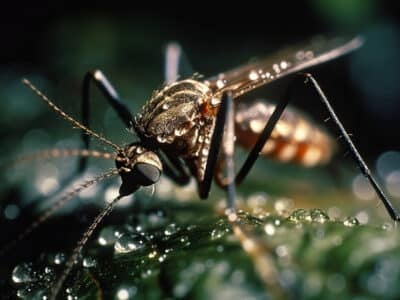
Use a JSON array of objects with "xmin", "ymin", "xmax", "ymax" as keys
[{"xmin": 0, "ymin": 0, "xmax": 399, "ymax": 237}]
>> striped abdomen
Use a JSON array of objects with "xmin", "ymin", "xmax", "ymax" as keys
[{"xmin": 235, "ymin": 101, "xmax": 335, "ymax": 167}]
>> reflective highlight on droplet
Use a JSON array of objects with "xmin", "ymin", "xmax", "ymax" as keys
[{"xmin": 114, "ymin": 233, "xmax": 147, "ymax": 254}]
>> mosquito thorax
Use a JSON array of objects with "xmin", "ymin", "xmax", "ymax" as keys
[
  {"xmin": 115, "ymin": 144, "xmax": 162, "ymax": 196},
  {"xmin": 132, "ymin": 79, "xmax": 219, "ymax": 181}
]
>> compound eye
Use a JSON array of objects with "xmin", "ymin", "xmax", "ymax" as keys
[{"xmin": 134, "ymin": 163, "xmax": 161, "ymax": 186}]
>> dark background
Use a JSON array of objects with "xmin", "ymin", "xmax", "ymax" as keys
[{"xmin": 0, "ymin": 1, "xmax": 399, "ymax": 158}]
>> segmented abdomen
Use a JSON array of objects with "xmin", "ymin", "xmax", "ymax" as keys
[{"xmin": 235, "ymin": 101, "xmax": 335, "ymax": 167}]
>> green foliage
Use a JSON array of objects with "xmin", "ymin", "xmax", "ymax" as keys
[{"xmin": 6, "ymin": 197, "xmax": 400, "ymax": 300}]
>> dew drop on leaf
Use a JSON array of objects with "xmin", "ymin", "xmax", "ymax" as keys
[
  {"xmin": 288, "ymin": 208, "xmax": 310, "ymax": 223},
  {"xmin": 210, "ymin": 227, "xmax": 229, "ymax": 240},
  {"xmin": 343, "ymin": 217, "xmax": 360, "ymax": 227},
  {"xmin": 116, "ymin": 285, "xmax": 137, "ymax": 300},
  {"xmin": 164, "ymin": 223, "xmax": 178, "ymax": 236},
  {"xmin": 310, "ymin": 209, "xmax": 330, "ymax": 224},
  {"xmin": 12, "ymin": 262, "xmax": 35, "ymax": 283},
  {"xmin": 180, "ymin": 235, "xmax": 190, "ymax": 245},
  {"xmin": 52, "ymin": 252, "xmax": 66, "ymax": 265},
  {"xmin": 98, "ymin": 226, "xmax": 119, "ymax": 246},
  {"xmin": 114, "ymin": 233, "xmax": 148, "ymax": 254},
  {"xmin": 82, "ymin": 256, "xmax": 97, "ymax": 268}
]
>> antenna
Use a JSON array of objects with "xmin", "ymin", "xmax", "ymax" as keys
[{"xmin": 22, "ymin": 79, "xmax": 121, "ymax": 151}]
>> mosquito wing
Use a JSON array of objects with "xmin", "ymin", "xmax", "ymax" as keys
[{"xmin": 205, "ymin": 36, "xmax": 363, "ymax": 98}]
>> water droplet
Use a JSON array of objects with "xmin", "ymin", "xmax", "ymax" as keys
[
  {"xmin": 210, "ymin": 227, "xmax": 229, "ymax": 240},
  {"xmin": 135, "ymin": 225, "xmax": 143, "ymax": 233},
  {"xmin": 164, "ymin": 223, "xmax": 178, "ymax": 236},
  {"xmin": 141, "ymin": 269, "xmax": 153, "ymax": 278},
  {"xmin": 114, "ymin": 233, "xmax": 147, "ymax": 254},
  {"xmin": 162, "ymin": 103, "xmax": 169, "ymax": 110},
  {"xmin": 67, "ymin": 293, "xmax": 78, "ymax": 300},
  {"xmin": 382, "ymin": 222, "xmax": 393, "ymax": 231},
  {"xmin": 288, "ymin": 209, "xmax": 310, "ymax": 223},
  {"xmin": 53, "ymin": 252, "xmax": 66, "ymax": 265},
  {"xmin": 264, "ymin": 223, "xmax": 276, "ymax": 236},
  {"xmin": 180, "ymin": 235, "xmax": 190, "ymax": 245},
  {"xmin": 40, "ymin": 266, "xmax": 55, "ymax": 283},
  {"xmin": 116, "ymin": 286, "xmax": 137, "ymax": 300},
  {"xmin": 12, "ymin": 262, "xmax": 35, "ymax": 283},
  {"xmin": 98, "ymin": 226, "xmax": 119, "ymax": 246},
  {"xmin": 216, "ymin": 79, "xmax": 225, "ymax": 88},
  {"xmin": 273, "ymin": 63, "xmax": 281, "ymax": 74},
  {"xmin": 17, "ymin": 286, "xmax": 38, "ymax": 299},
  {"xmin": 249, "ymin": 70, "xmax": 259, "ymax": 80},
  {"xmin": 343, "ymin": 217, "xmax": 360, "ymax": 227},
  {"xmin": 82, "ymin": 256, "xmax": 97, "ymax": 268},
  {"xmin": 280, "ymin": 61, "xmax": 289, "ymax": 69},
  {"xmin": 158, "ymin": 254, "xmax": 167, "ymax": 262},
  {"xmin": 164, "ymin": 248, "xmax": 173, "ymax": 254},
  {"xmin": 116, "ymin": 288, "xmax": 129, "ymax": 300},
  {"xmin": 310, "ymin": 209, "xmax": 329, "ymax": 224}
]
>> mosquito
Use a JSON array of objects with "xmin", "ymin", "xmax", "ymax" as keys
[{"xmin": 3, "ymin": 36, "xmax": 399, "ymax": 299}]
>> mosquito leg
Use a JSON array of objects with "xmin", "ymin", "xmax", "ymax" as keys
[
  {"xmin": 303, "ymin": 73, "xmax": 399, "ymax": 221},
  {"xmin": 159, "ymin": 152, "xmax": 191, "ymax": 185},
  {"xmin": 235, "ymin": 83, "xmax": 292, "ymax": 186},
  {"xmin": 199, "ymin": 92, "xmax": 232, "ymax": 199},
  {"xmin": 235, "ymin": 72, "xmax": 399, "ymax": 221},
  {"xmin": 221, "ymin": 92, "xmax": 236, "ymax": 211},
  {"xmin": 164, "ymin": 42, "xmax": 194, "ymax": 83},
  {"xmin": 218, "ymin": 93, "xmax": 289, "ymax": 298},
  {"xmin": 80, "ymin": 70, "xmax": 133, "ymax": 171}
]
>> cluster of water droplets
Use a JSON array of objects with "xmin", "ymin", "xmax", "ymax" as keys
[
  {"xmin": 288, "ymin": 208, "xmax": 330, "ymax": 224},
  {"xmin": 11, "ymin": 259, "xmax": 58, "ymax": 299},
  {"xmin": 7, "ymin": 204, "xmax": 174, "ymax": 298},
  {"xmin": 7, "ymin": 182, "xmax": 400, "ymax": 299}
]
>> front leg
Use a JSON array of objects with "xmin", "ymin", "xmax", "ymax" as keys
[{"xmin": 80, "ymin": 70, "xmax": 133, "ymax": 171}]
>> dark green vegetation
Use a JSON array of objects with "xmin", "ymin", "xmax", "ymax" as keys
[{"xmin": 3, "ymin": 194, "xmax": 400, "ymax": 300}]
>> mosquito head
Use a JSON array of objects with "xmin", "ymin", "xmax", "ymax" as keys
[{"xmin": 116, "ymin": 143, "xmax": 162, "ymax": 196}]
